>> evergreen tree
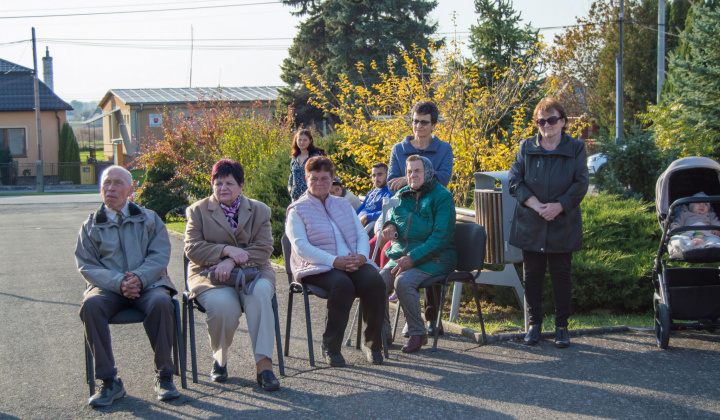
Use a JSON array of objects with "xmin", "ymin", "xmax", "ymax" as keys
[
  {"xmin": 468, "ymin": 0, "xmax": 537, "ymax": 71},
  {"xmin": 279, "ymin": 0, "xmax": 440, "ymax": 127},
  {"xmin": 595, "ymin": 0, "xmax": 659, "ymax": 131},
  {"xmin": 58, "ymin": 122, "xmax": 81, "ymax": 183},
  {"xmin": 663, "ymin": 3, "xmax": 720, "ymax": 152}
]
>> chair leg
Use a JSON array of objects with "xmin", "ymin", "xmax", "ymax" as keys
[
  {"xmin": 173, "ymin": 298, "xmax": 187, "ymax": 389},
  {"xmin": 345, "ymin": 301, "xmax": 360, "ymax": 347},
  {"xmin": 471, "ymin": 282, "xmax": 487, "ymax": 343},
  {"xmin": 188, "ymin": 301, "xmax": 198, "ymax": 384},
  {"xmin": 182, "ymin": 299, "xmax": 188, "ymax": 382},
  {"xmin": 302, "ymin": 287, "xmax": 315, "ymax": 367},
  {"xmin": 284, "ymin": 291, "xmax": 294, "ymax": 358},
  {"xmin": 381, "ymin": 323, "xmax": 389, "ymax": 359},
  {"xmin": 433, "ymin": 281, "xmax": 449, "ymax": 352},
  {"xmin": 392, "ymin": 301, "xmax": 401, "ymax": 342},
  {"xmin": 85, "ymin": 337, "xmax": 95, "ymax": 397},
  {"xmin": 272, "ymin": 294, "xmax": 285, "ymax": 376},
  {"xmin": 355, "ymin": 302, "xmax": 362, "ymax": 350}
]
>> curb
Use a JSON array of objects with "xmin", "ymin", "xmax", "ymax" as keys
[{"xmin": 166, "ymin": 227, "xmax": 635, "ymax": 345}]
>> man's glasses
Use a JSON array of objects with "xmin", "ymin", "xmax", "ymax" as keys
[
  {"xmin": 412, "ymin": 119, "xmax": 432, "ymax": 127},
  {"xmin": 536, "ymin": 116, "xmax": 561, "ymax": 127}
]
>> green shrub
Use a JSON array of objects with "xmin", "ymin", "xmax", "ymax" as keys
[
  {"xmin": 594, "ymin": 125, "xmax": 670, "ymax": 202},
  {"xmin": 0, "ymin": 147, "xmax": 13, "ymax": 185},
  {"xmin": 563, "ymin": 192, "xmax": 658, "ymax": 313},
  {"xmin": 136, "ymin": 162, "xmax": 188, "ymax": 222},
  {"xmin": 243, "ymin": 140, "xmax": 292, "ymax": 256}
]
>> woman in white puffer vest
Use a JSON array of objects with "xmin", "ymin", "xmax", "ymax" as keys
[{"xmin": 286, "ymin": 156, "xmax": 386, "ymax": 367}]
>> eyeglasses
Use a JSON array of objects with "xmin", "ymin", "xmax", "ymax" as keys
[
  {"xmin": 536, "ymin": 116, "xmax": 561, "ymax": 127},
  {"xmin": 412, "ymin": 119, "xmax": 432, "ymax": 127}
]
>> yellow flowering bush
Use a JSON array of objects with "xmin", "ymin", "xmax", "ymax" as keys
[{"xmin": 301, "ymin": 41, "xmax": 569, "ymax": 206}]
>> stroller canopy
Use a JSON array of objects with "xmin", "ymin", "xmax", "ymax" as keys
[{"xmin": 656, "ymin": 156, "xmax": 720, "ymax": 223}]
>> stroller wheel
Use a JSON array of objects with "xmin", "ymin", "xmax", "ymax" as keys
[{"xmin": 655, "ymin": 303, "xmax": 671, "ymax": 349}]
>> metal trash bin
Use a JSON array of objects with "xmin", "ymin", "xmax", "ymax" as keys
[{"xmin": 449, "ymin": 171, "xmax": 527, "ymax": 330}]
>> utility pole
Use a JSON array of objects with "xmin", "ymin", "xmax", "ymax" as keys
[
  {"xmin": 657, "ymin": 0, "xmax": 666, "ymax": 104},
  {"xmin": 615, "ymin": 0, "xmax": 625, "ymax": 146},
  {"xmin": 32, "ymin": 28, "xmax": 44, "ymax": 192}
]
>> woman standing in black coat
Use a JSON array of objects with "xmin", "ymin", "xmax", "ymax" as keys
[{"xmin": 508, "ymin": 97, "xmax": 589, "ymax": 348}]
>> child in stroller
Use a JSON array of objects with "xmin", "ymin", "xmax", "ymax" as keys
[{"xmin": 668, "ymin": 192, "xmax": 720, "ymax": 253}]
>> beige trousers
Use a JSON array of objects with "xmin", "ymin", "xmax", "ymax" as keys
[{"xmin": 195, "ymin": 277, "xmax": 275, "ymax": 366}]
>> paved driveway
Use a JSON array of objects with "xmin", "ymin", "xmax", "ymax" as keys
[{"xmin": 0, "ymin": 195, "xmax": 719, "ymax": 419}]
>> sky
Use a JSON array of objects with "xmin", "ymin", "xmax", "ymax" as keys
[{"xmin": 0, "ymin": 0, "xmax": 594, "ymax": 105}]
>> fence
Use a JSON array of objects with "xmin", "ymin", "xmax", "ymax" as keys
[{"xmin": 0, "ymin": 162, "xmax": 113, "ymax": 187}]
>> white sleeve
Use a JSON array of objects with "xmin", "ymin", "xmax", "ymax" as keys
[
  {"xmin": 354, "ymin": 211, "xmax": 371, "ymax": 258},
  {"xmin": 287, "ymin": 209, "xmax": 337, "ymax": 267}
]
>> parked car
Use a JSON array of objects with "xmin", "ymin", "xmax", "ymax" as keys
[{"xmin": 587, "ymin": 153, "xmax": 607, "ymax": 174}]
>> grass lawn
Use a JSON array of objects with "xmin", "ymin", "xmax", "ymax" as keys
[
  {"xmin": 449, "ymin": 301, "xmax": 652, "ymax": 334},
  {"xmin": 79, "ymin": 150, "xmax": 106, "ymax": 162}
]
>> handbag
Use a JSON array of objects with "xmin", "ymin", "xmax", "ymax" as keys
[{"xmin": 201, "ymin": 266, "xmax": 260, "ymax": 295}]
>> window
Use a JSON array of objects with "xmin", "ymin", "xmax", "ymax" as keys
[{"xmin": 0, "ymin": 128, "xmax": 27, "ymax": 158}]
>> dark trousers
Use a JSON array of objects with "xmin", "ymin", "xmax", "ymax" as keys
[
  {"xmin": 302, "ymin": 265, "xmax": 386, "ymax": 352},
  {"xmin": 79, "ymin": 286, "xmax": 176, "ymax": 380},
  {"xmin": 522, "ymin": 250, "xmax": 573, "ymax": 328}
]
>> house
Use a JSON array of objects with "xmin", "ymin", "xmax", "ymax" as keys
[
  {"xmin": 95, "ymin": 86, "xmax": 280, "ymax": 164},
  {"xmin": 0, "ymin": 58, "xmax": 72, "ymax": 169}
]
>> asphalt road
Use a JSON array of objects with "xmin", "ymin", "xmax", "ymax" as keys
[{"xmin": 1, "ymin": 194, "xmax": 719, "ymax": 419}]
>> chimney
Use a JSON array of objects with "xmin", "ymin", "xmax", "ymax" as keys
[{"xmin": 42, "ymin": 47, "xmax": 54, "ymax": 91}]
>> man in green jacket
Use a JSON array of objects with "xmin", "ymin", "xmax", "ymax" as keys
[{"xmin": 380, "ymin": 155, "xmax": 456, "ymax": 353}]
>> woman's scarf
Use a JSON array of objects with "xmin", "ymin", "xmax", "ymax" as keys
[
  {"xmin": 219, "ymin": 195, "xmax": 242, "ymax": 231},
  {"xmin": 399, "ymin": 155, "xmax": 436, "ymax": 198}
]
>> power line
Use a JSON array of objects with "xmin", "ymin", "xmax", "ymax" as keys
[{"xmin": 0, "ymin": 1, "xmax": 281, "ymax": 20}]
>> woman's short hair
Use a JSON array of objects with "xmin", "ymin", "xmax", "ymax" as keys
[
  {"xmin": 533, "ymin": 97, "xmax": 568, "ymax": 131},
  {"xmin": 411, "ymin": 101, "xmax": 439, "ymax": 125},
  {"xmin": 211, "ymin": 159, "xmax": 244, "ymax": 185},
  {"xmin": 305, "ymin": 156, "xmax": 336, "ymax": 178},
  {"xmin": 291, "ymin": 129, "xmax": 326, "ymax": 158}
]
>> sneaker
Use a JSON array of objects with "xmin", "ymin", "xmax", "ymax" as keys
[
  {"xmin": 361, "ymin": 344, "xmax": 383, "ymax": 365},
  {"xmin": 154, "ymin": 375, "xmax": 180, "ymax": 401},
  {"xmin": 388, "ymin": 292, "xmax": 398, "ymax": 303},
  {"xmin": 321, "ymin": 346, "xmax": 346, "ymax": 367},
  {"xmin": 210, "ymin": 360, "xmax": 228, "ymax": 382},
  {"xmin": 88, "ymin": 377, "xmax": 126, "ymax": 407}
]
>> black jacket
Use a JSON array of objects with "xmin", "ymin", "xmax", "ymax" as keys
[{"xmin": 508, "ymin": 133, "xmax": 589, "ymax": 253}]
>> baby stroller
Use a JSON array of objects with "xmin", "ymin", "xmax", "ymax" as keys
[{"xmin": 654, "ymin": 156, "xmax": 720, "ymax": 349}]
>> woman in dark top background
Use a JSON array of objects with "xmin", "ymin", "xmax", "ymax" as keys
[{"xmin": 288, "ymin": 129, "xmax": 326, "ymax": 201}]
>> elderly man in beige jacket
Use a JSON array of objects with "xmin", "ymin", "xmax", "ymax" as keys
[{"xmin": 76, "ymin": 165, "xmax": 179, "ymax": 407}]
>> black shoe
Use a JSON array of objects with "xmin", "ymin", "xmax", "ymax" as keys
[
  {"xmin": 88, "ymin": 377, "xmax": 126, "ymax": 407},
  {"xmin": 402, "ymin": 324, "xmax": 410, "ymax": 338},
  {"xmin": 210, "ymin": 361, "xmax": 228, "ymax": 382},
  {"xmin": 523, "ymin": 325, "xmax": 541, "ymax": 346},
  {"xmin": 427, "ymin": 321, "xmax": 444, "ymax": 336},
  {"xmin": 322, "ymin": 346, "xmax": 346, "ymax": 367},
  {"xmin": 361, "ymin": 344, "xmax": 384, "ymax": 365},
  {"xmin": 256, "ymin": 369, "xmax": 280, "ymax": 391},
  {"xmin": 555, "ymin": 327, "xmax": 570, "ymax": 348},
  {"xmin": 154, "ymin": 376, "xmax": 180, "ymax": 401}
]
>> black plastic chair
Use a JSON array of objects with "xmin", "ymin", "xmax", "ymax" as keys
[
  {"xmin": 84, "ymin": 295, "xmax": 187, "ymax": 396},
  {"xmin": 182, "ymin": 253, "xmax": 285, "ymax": 383},
  {"xmin": 282, "ymin": 234, "xmax": 388, "ymax": 366},
  {"xmin": 392, "ymin": 222, "xmax": 488, "ymax": 351}
]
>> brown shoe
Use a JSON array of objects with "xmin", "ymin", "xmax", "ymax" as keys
[{"xmin": 401, "ymin": 334, "xmax": 428, "ymax": 353}]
